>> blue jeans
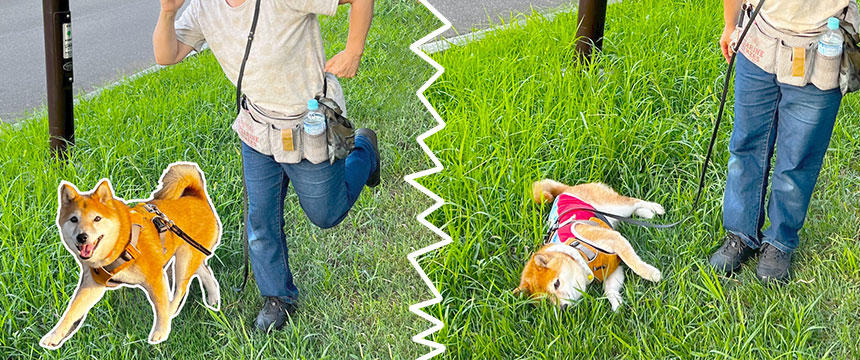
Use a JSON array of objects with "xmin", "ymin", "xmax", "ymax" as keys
[
  {"xmin": 723, "ymin": 53, "xmax": 842, "ymax": 253},
  {"xmin": 242, "ymin": 135, "xmax": 377, "ymax": 303}
]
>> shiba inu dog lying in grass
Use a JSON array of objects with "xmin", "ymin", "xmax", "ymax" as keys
[
  {"xmin": 40, "ymin": 163, "xmax": 221, "ymax": 349},
  {"xmin": 516, "ymin": 179, "xmax": 664, "ymax": 310}
]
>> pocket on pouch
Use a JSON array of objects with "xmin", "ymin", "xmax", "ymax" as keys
[
  {"xmin": 302, "ymin": 130, "xmax": 329, "ymax": 164},
  {"xmin": 232, "ymin": 109, "xmax": 272, "ymax": 155},
  {"xmin": 268, "ymin": 120, "xmax": 303, "ymax": 164},
  {"xmin": 775, "ymin": 40, "xmax": 816, "ymax": 87},
  {"xmin": 810, "ymin": 51, "xmax": 841, "ymax": 91}
]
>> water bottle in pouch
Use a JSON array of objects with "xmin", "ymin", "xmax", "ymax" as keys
[
  {"xmin": 818, "ymin": 17, "xmax": 844, "ymax": 57},
  {"xmin": 304, "ymin": 99, "xmax": 326, "ymax": 136}
]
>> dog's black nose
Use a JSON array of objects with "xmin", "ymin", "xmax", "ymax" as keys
[
  {"xmin": 560, "ymin": 303, "xmax": 570, "ymax": 311},
  {"xmin": 76, "ymin": 233, "xmax": 88, "ymax": 244}
]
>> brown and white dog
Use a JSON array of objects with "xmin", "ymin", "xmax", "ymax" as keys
[
  {"xmin": 39, "ymin": 162, "xmax": 221, "ymax": 349},
  {"xmin": 515, "ymin": 179, "xmax": 664, "ymax": 310}
]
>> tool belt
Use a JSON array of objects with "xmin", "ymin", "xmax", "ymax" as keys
[{"xmin": 731, "ymin": 1, "xmax": 860, "ymax": 92}]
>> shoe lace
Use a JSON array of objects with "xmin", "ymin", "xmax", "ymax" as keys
[{"xmin": 760, "ymin": 244, "xmax": 787, "ymax": 261}]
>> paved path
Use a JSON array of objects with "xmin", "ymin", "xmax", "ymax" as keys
[
  {"xmin": 430, "ymin": 0, "xmax": 576, "ymax": 38},
  {"xmin": 0, "ymin": 0, "xmax": 163, "ymax": 122}
]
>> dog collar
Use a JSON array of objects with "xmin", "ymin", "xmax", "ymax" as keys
[
  {"xmin": 544, "ymin": 244, "xmax": 595, "ymax": 283},
  {"xmin": 91, "ymin": 224, "xmax": 142, "ymax": 288}
]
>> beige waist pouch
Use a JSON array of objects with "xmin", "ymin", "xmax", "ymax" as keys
[
  {"xmin": 733, "ymin": 15, "xmax": 842, "ymax": 90},
  {"xmin": 231, "ymin": 98, "xmax": 330, "ymax": 164}
]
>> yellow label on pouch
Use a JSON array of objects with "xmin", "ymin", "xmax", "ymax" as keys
[
  {"xmin": 281, "ymin": 129, "xmax": 295, "ymax": 151},
  {"xmin": 792, "ymin": 47, "xmax": 805, "ymax": 77}
]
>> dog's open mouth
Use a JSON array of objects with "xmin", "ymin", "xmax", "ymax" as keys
[{"xmin": 77, "ymin": 235, "xmax": 103, "ymax": 260}]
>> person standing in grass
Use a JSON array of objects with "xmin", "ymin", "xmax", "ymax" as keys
[
  {"xmin": 710, "ymin": 0, "xmax": 858, "ymax": 283},
  {"xmin": 152, "ymin": 0, "xmax": 379, "ymax": 332}
]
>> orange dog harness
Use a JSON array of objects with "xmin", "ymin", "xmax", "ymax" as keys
[
  {"xmin": 91, "ymin": 224, "xmax": 142, "ymax": 288},
  {"xmin": 546, "ymin": 193, "xmax": 621, "ymax": 282}
]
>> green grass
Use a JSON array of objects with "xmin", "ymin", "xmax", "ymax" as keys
[
  {"xmin": 422, "ymin": 0, "xmax": 860, "ymax": 358},
  {"xmin": 0, "ymin": 2, "xmax": 439, "ymax": 359}
]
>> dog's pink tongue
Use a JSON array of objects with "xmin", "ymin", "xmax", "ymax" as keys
[{"xmin": 80, "ymin": 243, "xmax": 93, "ymax": 258}]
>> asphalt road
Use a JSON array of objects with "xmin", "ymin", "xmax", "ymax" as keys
[
  {"xmin": 0, "ymin": 0, "xmax": 575, "ymax": 123},
  {"xmin": 0, "ymin": 0, "xmax": 162, "ymax": 123},
  {"xmin": 431, "ymin": 0, "xmax": 576, "ymax": 37}
]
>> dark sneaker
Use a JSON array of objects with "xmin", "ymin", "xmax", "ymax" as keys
[
  {"xmin": 756, "ymin": 243, "xmax": 792, "ymax": 284},
  {"xmin": 709, "ymin": 232, "xmax": 757, "ymax": 274},
  {"xmin": 254, "ymin": 296, "xmax": 296, "ymax": 333},
  {"xmin": 356, "ymin": 128, "xmax": 380, "ymax": 187}
]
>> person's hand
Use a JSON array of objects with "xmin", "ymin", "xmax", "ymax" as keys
[
  {"xmin": 719, "ymin": 25, "xmax": 735, "ymax": 63},
  {"xmin": 325, "ymin": 50, "xmax": 363, "ymax": 78},
  {"xmin": 160, "ymin": 0, "xmax": 186, "ymax": 14}
]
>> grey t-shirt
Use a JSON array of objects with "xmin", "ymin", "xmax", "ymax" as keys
[{"xmin": 175, "ymin": 0, "xmax": 341, "ymax": 116}]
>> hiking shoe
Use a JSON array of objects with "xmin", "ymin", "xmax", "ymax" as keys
[
  {"xmin": 254, "ymin": 296, "xmax": 295, "ymax": 333},
  {"xmin": 356, "ymin": 128, "xmax": 380, "ymax": 187},
  {"xmin": 756, "ymin": 243, "xmax": 792, "ymax": 284},
  {"xmin": 709, "ymin": 232, "xmax": 757, "ymax": 274}
]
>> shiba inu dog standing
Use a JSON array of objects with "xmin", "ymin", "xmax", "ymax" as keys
[
  {"xmin": 40, "ymin": 162, "xmax": 222, "ymax": 349},
  {"xmin": 516, "ymin": 179, "xmax": 664, "ymax": 310}
]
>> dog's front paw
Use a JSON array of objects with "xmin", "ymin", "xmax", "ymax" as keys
[
  {"xmin": 642, "ymin": 265, "xmax": 662, "ymax": 283},
  {"xmin": 634, "ymin": 201, "xmax": 665, "ymax": 219},
  {"xmin": 148, "ymin": 328, "xmax": 170, "ymax": 344},
  {"xmin": 205, "ymin": 289, "xmax": 221, "ymax": 310},
  {"xmin": 607, "ymin": 294, "xmax": 623, "ymax": 312},
  {"xmin": 39, "ymin": 330, "xmax": 66, "ymax": 349}
]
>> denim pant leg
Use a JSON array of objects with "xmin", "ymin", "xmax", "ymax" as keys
[
  {"xmin": 282, "ymin": 134, "xmax": 378, "ymax": 229},
  {"xmin": 241, "ymin": 142, "xmax": 299, "ymax": 303},
  {"xmin": 723, "ymin": 53, "xmax": 781, "ymax": 249},
  {"xmin": 762, "ymin": 82, "xmax": 841, "ymax": 252}
]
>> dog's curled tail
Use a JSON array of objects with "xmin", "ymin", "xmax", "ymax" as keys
[
  {"xmin": 153, "ymin": 163, "xmax": 207, "ymax": 201},
  {"xmin": 531, "ymin": 179, "xmax": 568, "ymax": 204}
]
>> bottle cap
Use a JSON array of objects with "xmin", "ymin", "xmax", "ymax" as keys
[
  {"xmin": 307, "ymin": 99, "xmax": 319, "ymax": 111},
  {"xmin": 828, "ymin": 17, "xmax": 840, "ymax": 30}
]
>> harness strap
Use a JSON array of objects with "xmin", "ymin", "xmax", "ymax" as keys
[
  {"xmin": 92, "ymin": 224, "xmax": 143, "ymax": 287},
  {"xmin": 144, "ymin": 204, "xmax": 212, "ymax": 257},
  {"xmin": 235, "ymin": 0, "xmax": 262, "ymax": 115}
]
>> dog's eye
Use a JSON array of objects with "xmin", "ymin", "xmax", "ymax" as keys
[
  {"xmin": 554, "ymin": 279, "xmax": 561, "ymax": 289},
  {"xmin": 93, "ymin": 216, "xmax": 102, "ymax": 222},
  {"xmin": 69, "ymin": 216, "xmax": 78, "ymax": 223}
]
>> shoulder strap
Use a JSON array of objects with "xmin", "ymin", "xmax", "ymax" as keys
[{"xmin": 236, "ymin": 0, "xmax": 263, "ymax": 114}]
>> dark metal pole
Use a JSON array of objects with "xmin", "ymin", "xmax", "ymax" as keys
[
  {"xmin": 42, "ymin": 0, "xmax": 74, "ymax": 157},
  {"xmin": 575, "ymin": 0, "xmax": 608, "ymax": 61}
]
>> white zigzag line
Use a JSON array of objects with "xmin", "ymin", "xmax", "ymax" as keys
[{"xmin": 405, "ymin": 1, "xmax": 452, "ymax": 359}]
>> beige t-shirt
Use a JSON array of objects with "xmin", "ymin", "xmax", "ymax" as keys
[
  {"xmin": 749, "ymin": 0, "xmax": 851, "ymax": 33},
  {"xmin": 175, "ymin": 0, "xmax": 340, "ymax": 116}
]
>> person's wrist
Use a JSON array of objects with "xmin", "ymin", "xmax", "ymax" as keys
[
  {"xmin": 160, "ymin": 8, "xmax": 178, "ymax": 17},
  {"xmin": 344, "ymin": 46, "xmax": 364, "ymax": 57}
]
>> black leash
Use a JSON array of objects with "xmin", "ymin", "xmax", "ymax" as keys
[
  {"xmin": 549, "ymin": 0, "xmax": 765, "ymax": 231},
  {"xmin": 145, "ymin": 204, "xmax": 213, "ymax": 256},
  {"xmin": 233, "ymin": 0, "xmax": 262, "ymax": 293}
]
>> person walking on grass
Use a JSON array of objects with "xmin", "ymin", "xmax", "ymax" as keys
[
  {"xmin": 153, "ymin": 0, "xmax": 379, "ymax": 332},
  {"xmin": 710, "ymin": 0, "xmax": 858, "ymax": 283}
]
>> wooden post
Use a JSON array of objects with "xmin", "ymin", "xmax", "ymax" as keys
[
  {"xmin": 42, "ymin": 0, "xmax": 74, "ymax": 157},
  {"xmin": 575, "ymin": 0, "xmax": 608, "ymax": 61}
]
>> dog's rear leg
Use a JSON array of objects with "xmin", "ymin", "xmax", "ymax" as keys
[
  {"xmin": 195, "ymin": 263, "xmax": 220, "ymax": 310},
  {"xmin": 169, "ymin": 247, "xmax": 205, "ymax": 317},
  {"xmin": 570, "ymin": 183, "xmax": 665, "ymax": 220},
  {"xmin": 603, "ymin": 265, "xmax": 625, "ymax": 311},
  {"xmin": 574, "ymin": 224, "xmax": 662, "ymax": 282}
]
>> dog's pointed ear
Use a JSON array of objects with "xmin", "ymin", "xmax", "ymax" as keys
[
  {"xmin": 513, "ymin": 282, "xmax": 530, "ymax": 297},
  {"xmin": 93, "ymin": 179, "xmax": 114, "ymax": 203},
  {"xmin": 60, "ymin": 183, "xmax": 78, "ymax": 204},
  {"xmin": 534, "ymin": 254, "xmax": 551, "ymax": 268}
]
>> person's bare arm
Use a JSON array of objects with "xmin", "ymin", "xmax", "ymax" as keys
[
  {"xmin": 324, "ymin": 0, "xmax": 374, "ymax": 78},
  {"xmin": 720, "ymin": 0, "xmax": 744, "ymax": 62},
  {"xmin": 153, "ymin": 0, "xmax": 194, "ymax": 65}
]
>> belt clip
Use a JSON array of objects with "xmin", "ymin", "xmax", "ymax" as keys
[{"xmin": 152, "ymin": 216, "xmax": 170, "ymax": 233}]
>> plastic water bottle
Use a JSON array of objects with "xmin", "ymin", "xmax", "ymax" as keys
[
  {"xmin": 303, "ymin": 99, "xmax": 326, "ymax": 136},
  {"xmin": 818, "ymin": 17, "xmax": 843, "ymax": 57}
]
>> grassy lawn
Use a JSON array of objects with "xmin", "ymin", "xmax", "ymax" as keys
[
  {"xmin": 422, "ymin": 0, "xmax": 860, "ymax": 358},
  {"xmin": 0, "ymin": 2, "xmax": 439, "ymax": 359}
]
